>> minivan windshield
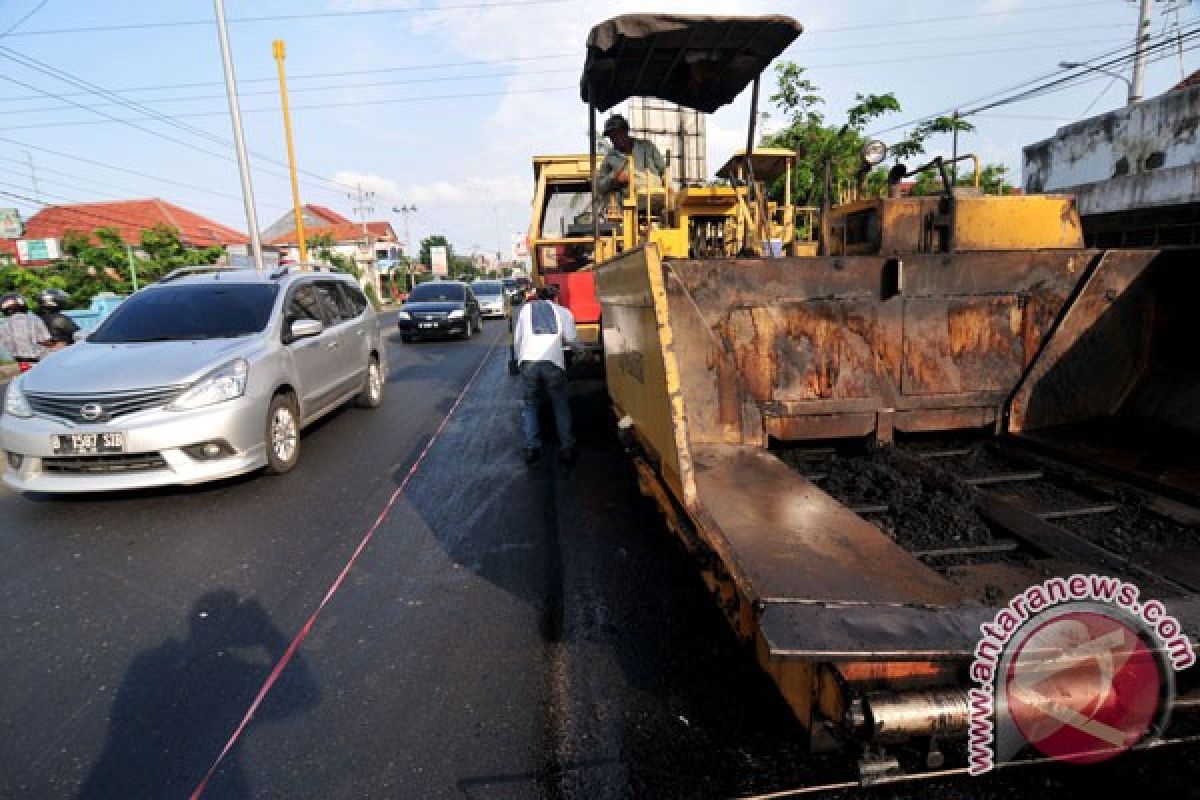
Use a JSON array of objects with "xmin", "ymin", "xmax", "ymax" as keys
[
  {"xmin": 408, "ymin": 283, "xmax": 465, "ymax": 303},
  {"xmin": 471, "ymin": 281, "xmax": 503, "ymax": 297},
  {"xmin": 89, "ymin": 283, "xmax": 279, "ymax": 343}
]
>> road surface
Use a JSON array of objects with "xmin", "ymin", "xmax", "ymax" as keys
[{"xmin": 2, "ymin": 316, "xmax": 1197, "ymax": 799}]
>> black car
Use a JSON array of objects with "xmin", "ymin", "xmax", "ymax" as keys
[
  {"xmin": 397, "ymin": 280, "xmax": 483, "ymax": 342},
  {"xmin": 502, "ymin": 276, "xmax": 531, "ymax": 304}
]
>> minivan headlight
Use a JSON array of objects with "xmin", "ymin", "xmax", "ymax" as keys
[
  {"xmin": 448, "ymin": 309, "xmax": 466, "ymax": 319},
  {"xmin": 167, "ymin": 358, "xmax": 249, "ymax": 411},
  {"xmin": 3, "ymin": 377, "xmax": 32, "ymax": 418},
  {"xmin": 397, "ymin": 311, "xmax": 412, "ymax": 320}
]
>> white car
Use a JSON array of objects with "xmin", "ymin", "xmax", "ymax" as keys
[
  {"xmin": 1, "ymin": 268, "xmax": 386, "ymax": 493},
  {"xmin": 470, "ymin": 280, "xmax": 509, "ymax": 319}
]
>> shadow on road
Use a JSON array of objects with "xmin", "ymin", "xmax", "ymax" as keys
[{"xmin": 78, "ymin": 590, "xmax": 319, "ymax": 799}]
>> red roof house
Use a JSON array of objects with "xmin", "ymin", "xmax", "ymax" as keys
[
  {"xmin": 265, "ymin": 220, "xmax": 396, "ymax": 247},
  {"xmin": 0, "ymin": 198, "xmax": 248, "ymax": 264}
]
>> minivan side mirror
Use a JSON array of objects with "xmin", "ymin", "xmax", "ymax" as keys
[{"xmin": 289, "ymin": 318, "xmax": 323, "ymax": 340}]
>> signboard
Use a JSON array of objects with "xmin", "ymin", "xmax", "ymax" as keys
[
  {"xmin": 510, "ymin": 233, "xmax": 529, "ymax": 260},
  {"xmin": 430, "ymin": 245, "xmax": 448, "ymax": 276},
  {"xmin": 16, "ymin": 238, "xmax": 60, "ymax": 262},
  {"xmin": 0, "ymin": 208, "xmax": 23, "ymax": 239}
]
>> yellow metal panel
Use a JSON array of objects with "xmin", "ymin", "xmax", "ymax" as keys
[
  {"xmin": 954, "ymin": 195, "xmax": 1084, "ymax": 250},
  {"xmin": 576, "ymin": 322, "xmax": 601, "ymax": 345},
  {"xmin": 594, "ymin": 245, "xmax": 697, "ymax": 507}
]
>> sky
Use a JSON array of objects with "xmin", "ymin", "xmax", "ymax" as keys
[{"xmin": 0, "ymin": 0, "xmax": 1195, "ymax": 258}]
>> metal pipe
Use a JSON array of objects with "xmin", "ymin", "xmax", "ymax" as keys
[
  {"xmin": 743, "ymin": 74, "xmax": 764, "ymax": 255},
  {"xmin": 589, "ymin": 101, "xmax": 599, "ymax": 253},
  {"xmin": 272, "ymin": 40, "xmax": 307, "ymax": 265},
  {"xmin": 213, "ymin": 0, "xmax": 264, "ymax": 272},
  {"xmin": 852, "ymin": 690, "xmax": 971, "ymax": 742}
]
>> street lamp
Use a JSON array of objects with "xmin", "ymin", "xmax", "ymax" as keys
[{"xmin": 1059, "ymin": 61, "xmax": 1135, "ymax": 105}]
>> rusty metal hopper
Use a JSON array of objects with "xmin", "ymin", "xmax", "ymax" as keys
[{"xmin": 593, "ymin": 239, "xmax": 1198, "ymax": 742}]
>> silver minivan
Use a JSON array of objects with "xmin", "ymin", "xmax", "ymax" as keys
[{"xmin": 0, "ymin": 268, "xmax": 386, "ymax": 493}]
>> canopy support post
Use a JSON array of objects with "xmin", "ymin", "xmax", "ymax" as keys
[
  {"xmin": 589, "ymin": 101, "xmax": 600, "ymax": 256},
  {"xmin": 743, "ymin": 74, "xmax": 765, "ymax": 256}
]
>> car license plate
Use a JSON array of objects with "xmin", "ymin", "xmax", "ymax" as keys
[
  {"xmin": 52, "ymin": 432, "xmax": 125, "ymax": 455},
  {"xmin": 419, "ymin": 322, "xmax": 437, "ymax": 329}
]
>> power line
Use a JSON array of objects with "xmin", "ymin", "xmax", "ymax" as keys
[
  {"xmin": 0, "ymin": 134, "xmax": 281, "ymax": 209},
  {"xmin": 0, "ymin": 22, "xmax": 1137, "ymax": 105},
  {"xmin": 0, "ymin": 53, "xmax": 581, "ymax": 102},
  {"xmin": 867, "ymin": 26, "xmax": 1196, "ymax": 137},
  {"xmin": 0, "ymin": 157, "xmax": 285, "ymax": 219},
  {"xmin": 0, "ymin": 183, "xmax": 247, "ymax": 239},
  {"xmin": 0, "ymin": 46, "xmax": 356, "ymax": 199},
  {"xmin": 0, "ymin": 44, "xmax": 354, "ymax": 194},
  {"xmin": 960, "ymin": 29, "xmax": 1200, "ymax": 116},
  {"xmin": 4, "ymin": 67, "xmax": 582, "ymax": 114},
  {"xmin": 1, "ymin": 0, "xmax": 50, "ymax": 37},
  {"xmin": 0, "ymin": 85, "xmax": 579, "ymax": 131},
  {"xmin": 813, "ymin": 1, "xmax": 1116, "ymax": 34},
  {"xmin": 0, "ymin": 36, "xmax": 1142, "ymax": 116},
  {"xmin": 3, "ymin": 0, "xmax": 576, "ymax": 37}
]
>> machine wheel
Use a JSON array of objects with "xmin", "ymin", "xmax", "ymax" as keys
[
  {"xmin": 265, "ymin": 393, "xmax": 300, "ymax": 474},
  {"xmin": 400, "ymin": 334, "xmax": 413, "ymax": 343},
  {"xmin": 355, "ymin": 356, "xmax": 383, "ymax": 408},
  {"xmin": 458, "ymin": 320, "xmax": 472, "ymax": 340},
  {"xmin": 508, "ymin": 357, "xmax": 519, "ymax": 375}
]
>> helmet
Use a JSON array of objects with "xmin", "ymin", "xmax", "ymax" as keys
[
  {"xmin": 603, "ymin": 114, "xmax": 629, "ymax": 135},
  {"xmin": 0, "ymin": 293, "xmax": 27, "ymax": 316},
  {"xmin": 37, "ymin": 288, "xmax": 70, "ymax": 310}
]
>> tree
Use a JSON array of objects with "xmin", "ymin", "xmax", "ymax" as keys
[
  {"xmin": 418, "ymin": 235, "xmax": 453, "ymax": 271},
  {"xmin": 911, "ymin": 162, "xmax": 1014, "ymax": 196},
  {"xmin": 763, "ymin": 62, "xmax": 978, "ymax": 204}
]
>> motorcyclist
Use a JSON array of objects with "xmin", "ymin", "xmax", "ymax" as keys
[
  {"xmin": 35, "ymin": 288, "xmax": 80, "ymax": 347},
  {"xmin": 0, "ymin": 292, "xmax": 52, "ymax": 372}
]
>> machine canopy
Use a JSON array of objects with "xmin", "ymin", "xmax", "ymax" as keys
[{"xmin": 580, "ymin": 14, "xmax": 802, "ymax": 113}]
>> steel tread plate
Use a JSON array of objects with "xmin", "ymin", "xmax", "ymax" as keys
[{"xmin": 689, "ymin": 443, "xmax": 962, "ymax": 607}]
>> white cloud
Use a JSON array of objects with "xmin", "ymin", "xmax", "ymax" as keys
[
  {"xmin": 333, "ymin": 170, "xmax": 401, "ymax": 198},
  {"xmin": 982, "ymin": 0, "xmax": 1025, "ymax": 13}
]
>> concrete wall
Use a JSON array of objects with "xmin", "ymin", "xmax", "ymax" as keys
[{"xmin": 1023, "ymin": 83, "xmax": 1200, "ymax": 214}]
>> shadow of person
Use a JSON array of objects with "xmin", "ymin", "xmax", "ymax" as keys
[{"xmin": 79, "ymin": 590, "xmax": 319, "ymax": 799}]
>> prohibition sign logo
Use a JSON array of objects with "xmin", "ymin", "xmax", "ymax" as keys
[{"xmin": 1005, "ymin": 609, "xmax": 1165, "ymax": 764}]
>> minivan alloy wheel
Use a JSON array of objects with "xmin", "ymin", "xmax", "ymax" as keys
[
  {"xmin": 272, "ymin": 407, "xmax": 298, "ymax": 462},
  {"xmin": 265, "ymin": 393, "xmax": 300, "ymax": 474}
]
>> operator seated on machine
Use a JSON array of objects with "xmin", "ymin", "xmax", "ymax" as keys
[{"xmin": 596, "ymin": 114, "xmax": 666, "ymax": 209}]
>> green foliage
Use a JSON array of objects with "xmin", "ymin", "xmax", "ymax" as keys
[
  {"xmin": 891, "ymin": 115, "xmax": 975, "ymax": 162},
  {"xmin": 450, "ymin": 256, "xmax": 478, "ymax": 281},
  {"xmin": 0, "ymin": 224, "xmax": 222, "ymax": 309},
  {"xmin": 911, "ymin": 162, "xmax": 1014, "ymax": 196},
  {"xmin": 764, "ymin": 62, "xmax": 980, "ymax": 205},
  {"xmin": 418, "ymin": 235, "xmax": 453, "ymax": 271},
  {"xmin": 363, "ymin": 282, "xmax": 382, "ymax": 311}
]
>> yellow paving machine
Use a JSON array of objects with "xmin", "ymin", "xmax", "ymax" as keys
[{"xmin": 560, "ymin": 12, "xmax": 1200, "ymax": 785}]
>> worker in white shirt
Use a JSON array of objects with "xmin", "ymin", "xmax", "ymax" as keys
[{"xmin": 512, "ymin": 284, "xmax": 578, "ymax": 464}]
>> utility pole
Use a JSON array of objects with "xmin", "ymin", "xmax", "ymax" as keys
[
  {"xmin": 1130, "ymin": 0, "xmax": 1153, "ymax": 105},
  {"xmin": 24, "ymin": 151, "xmax": 40, "ymax": 205},
  {"xmin": 272, "ymin": 39, "xmax": 307, "ymax": 265},
  {"xmin": 393, "ymin": 204, "xmax": 417, "ymax": 292},
  {"xmin": 349, "ymin": 184, "xmax": 375, "ymax": 240},
  {"xmin": 213, "ymin": 0, "xmax": 264, "ymax": 272},
  {"xmin": 349, "ymin": 183, "xmax": 375, "ymax": 281}
]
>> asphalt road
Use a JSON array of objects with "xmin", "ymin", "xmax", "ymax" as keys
[{"xmin": 3, "ymin": 314, "xmax": 1198, "ymax": 800}]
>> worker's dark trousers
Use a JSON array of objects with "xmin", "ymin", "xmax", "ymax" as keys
[{"xmin": 519, "ymin": 360, "xmax": 574, "ymax": 450}]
